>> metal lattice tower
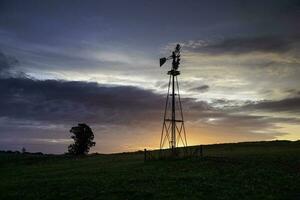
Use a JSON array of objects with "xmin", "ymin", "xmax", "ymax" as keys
[{"xmin": 159, "ymin": 44, "xmax": 187, "ymax": 152}]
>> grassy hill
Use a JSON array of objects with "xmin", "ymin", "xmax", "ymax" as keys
[{"xmin": 0, "ymin": 140, "xmax": 300, "ymax": 199}]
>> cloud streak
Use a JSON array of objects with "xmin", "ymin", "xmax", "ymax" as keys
[
  {"xmin": 243, "ymin": 97, "xmax": 300, "ymax": 113},
  {"xmin": 182, "ymin": 35, "xmax": 300, "ymax": 55}
]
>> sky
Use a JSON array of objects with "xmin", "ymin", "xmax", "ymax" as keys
[{"xmin": 0, "ymin": 0, "xmax": 299, "ymax": 154}]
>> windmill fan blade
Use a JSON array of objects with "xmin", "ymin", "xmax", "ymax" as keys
[{"xmin": 160, "ymin": 57, "xmax": 167, "ymax": 67}]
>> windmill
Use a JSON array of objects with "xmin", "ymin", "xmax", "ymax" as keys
[{"xmin": 159, "ymin": 44, "xmax": 187, "ymax": 154}]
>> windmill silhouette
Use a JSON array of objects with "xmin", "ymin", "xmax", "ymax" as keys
[{"xmin": 159, "ymin": 44, "xmax": 188, "ymax": 154}]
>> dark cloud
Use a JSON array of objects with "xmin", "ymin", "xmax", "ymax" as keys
[
  {"xmin": 184, "ymin": 35, "xmax": 300, "ymax": 55},
  {"xmin": 284, "ymin": 89, "xmax": 300, "ymax": 97},
  {"xmin": 0, "ymin": 77, "xmax": 165, "ymax": 125},
  {"xmin": 2, "ymin": 75, "xmax": 296, "ymax": 131},
  {"xmin": 189, "ymin": 85, "xmax": 209, "ymax": 92},
  {"xmin": 243, "ymin": 97, "xmax": 300, "ymax": 113},
  {"xmin": 0, "ymin": 51, "xmax": 18, "ymax": 74},
  {"xmin": 0, "ymin": 75, "xmax": 297, "ymax": 153}
]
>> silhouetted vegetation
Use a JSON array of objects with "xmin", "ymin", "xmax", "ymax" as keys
[
  {"xmin": 68, "ymin": 123, "xmax": 95, "ymax": 155},
  {"xmin": 0, "ymin": 150, "xmax": 43, "ymax": 155}
]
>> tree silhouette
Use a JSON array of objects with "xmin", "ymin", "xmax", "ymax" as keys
[
  {"xmin": 21, "ymin": 147, "xmax": 26, "ymax": 154},
  {"xmin": 68, "ymin": 123, "xmax": 96, "ymax": 155}
]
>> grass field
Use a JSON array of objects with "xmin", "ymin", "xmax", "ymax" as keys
[{"xmin": 1, "ymin": 140, "xmax": 300, "ymax": 199}]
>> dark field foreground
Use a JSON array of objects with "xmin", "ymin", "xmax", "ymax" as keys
[{"xmin": 1, "ymin": 140, "xmax": 300, "ymax": 200}]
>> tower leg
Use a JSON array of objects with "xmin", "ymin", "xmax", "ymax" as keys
[
  {"xmin": 160, "ymin": 70, "xmax": 187, "ymax": 156},
  {"xmin": 160, "ymin": 75, "xmax": 171, "ymax": 149},
  {"xmin": 172, "ymin": 74, "xmax": 176, "ymax": 151}
]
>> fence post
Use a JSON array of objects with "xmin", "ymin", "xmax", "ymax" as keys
[
  {"xmin": 144, "ymin": 148, "xmax": 147, "ymax": 161},
  {"xmin": 200, "ymin": 145, "xmax": 203, "ymax": 158}
]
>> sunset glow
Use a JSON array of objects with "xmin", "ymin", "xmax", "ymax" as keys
[{"xmin": 0, "ymin": 0, "xmax": 299, "ymax": 153}]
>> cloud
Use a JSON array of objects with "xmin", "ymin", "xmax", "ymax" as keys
[
  {"xmin": 0, "ymin": 51, "xmax": 18, "ymax": 74},
  {"xmin": 0, "ymin": 77, "xmax": 165, "ymax": 125},
  {"xmin": 1, "ymin": 74, "xmax": 298, "ymax": 153},
  {"xmin": 243, "ymin": 97, "xmax": 300, "ymax": 113},
  {"xmin": 284, "ymin": 89, "xmax": 300, "ymax": 97},
  {"xmin": 189, "ymin": 85, "xmax": 209, "ymax": 92},
  {"xmin": 182, "ymin": 35, "xmax": 300, "ymax": 55},
  {"xmin": 1, "ymin": 0, "xmax": 300, "ymax": 153},
  {"xmin": 0, "ymin": 74, "xmax": 292, "ymax": 130}
]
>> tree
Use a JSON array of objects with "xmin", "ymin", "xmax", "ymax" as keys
[
  {"xmin": 21, "ymin": 147, "xmax": 26, "ymax": 154},
  {"xmin": 68, "ymin": 123, "xmax": 96, "ymax": 155}
]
